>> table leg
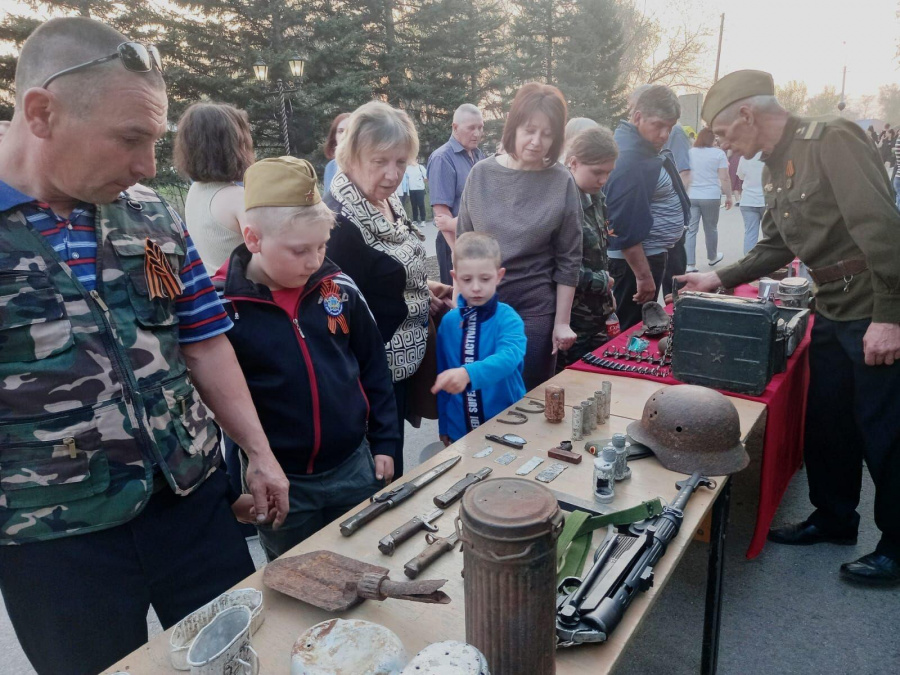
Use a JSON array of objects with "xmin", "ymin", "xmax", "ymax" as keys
[{"xmin": 701, "ymin": 479, "xmax": 731, "ymax": 675}]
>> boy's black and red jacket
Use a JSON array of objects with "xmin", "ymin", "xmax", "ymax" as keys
[{"xmin": 213, "ymin": 245, "xmax": 400, "ymax": 476}]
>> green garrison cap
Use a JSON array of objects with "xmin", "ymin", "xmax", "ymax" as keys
[
  {"xmin": 244, "ymin": 156, "xmax": 321, "ymax": 210},
  {"xmin": 701, "ymin": 70, "xmax": 775, "ymax": 125}
]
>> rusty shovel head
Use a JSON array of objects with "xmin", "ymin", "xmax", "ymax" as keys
[
  {"xmin": 263, "ymin": 550, "xmax": 450, "ymax": 612},
  {"xmin": 264, "ymin": 550, "xmax": 388, "ymax": 612}
]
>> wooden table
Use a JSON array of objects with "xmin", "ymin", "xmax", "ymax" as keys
[{"xmin": 106, "ymin": 370, "xmax": 766, "ymax": 675}]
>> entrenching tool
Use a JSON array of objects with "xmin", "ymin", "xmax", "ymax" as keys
[{"xmin": 263, "ymin": 550, "xmax": 450, "ymax": 612}]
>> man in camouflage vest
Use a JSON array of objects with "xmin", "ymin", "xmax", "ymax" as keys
[{"xmin": 0, "ymin": 18, "xmax": 290, "ymax": 674}]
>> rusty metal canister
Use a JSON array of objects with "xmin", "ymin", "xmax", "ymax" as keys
[
  {"xmin": 544, "ymin": 385, "xmax": 565, "ymax": 423},
  {"xmin": 458, "ymin": 478, "xmax": 563, "ymax": 675}
]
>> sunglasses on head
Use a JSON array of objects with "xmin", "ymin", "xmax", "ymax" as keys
[{"xmin": 41, "ymin": 41, "xmax": 162, "ymax": 89}]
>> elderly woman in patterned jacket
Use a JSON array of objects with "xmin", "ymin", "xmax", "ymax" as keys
[{"xmin": 325, "ymin": 101, "xmax": 452, "ymax": 478}]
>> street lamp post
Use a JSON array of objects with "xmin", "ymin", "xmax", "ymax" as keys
[{"xmin": 253, "ymin": 55, "xmax": 305, "ymax": 155}]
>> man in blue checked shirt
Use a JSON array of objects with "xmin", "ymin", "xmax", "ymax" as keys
[
  {"xmin": 0, "ymin": 16, "xmax": 288, "ymax": 675},
  {"xmin": 427, "ymin": 103, "xmax": 485, "ymax": 284}
]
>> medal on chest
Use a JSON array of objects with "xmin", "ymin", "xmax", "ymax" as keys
[
  {"xmin": 785, "ymin": 159, "xmax": 795, "ymax": 189},
  {"xmin": 319, "ymin": 279, "xmax": 349, "ymax": 334}
]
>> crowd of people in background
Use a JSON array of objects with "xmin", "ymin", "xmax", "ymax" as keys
[{"xmin": 4, "ymin": 17, "xmax": 900, "ymax": 675}]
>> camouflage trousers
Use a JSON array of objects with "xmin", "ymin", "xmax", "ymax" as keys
[{"xmin": 0, "ymin": 469, "xmax": 253, "ymax": 675}]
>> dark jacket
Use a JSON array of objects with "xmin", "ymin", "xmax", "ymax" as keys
[
  {"xmin": 324, "ymin": 191, "xmax": 409, "ymax": 343},
  {"xmin": 604, "ymin": 121, "xmax": 690, "ymax": 251},
  {"xmin": 214, "ymin": 245, "xmax": 400, "ymax": 476}
]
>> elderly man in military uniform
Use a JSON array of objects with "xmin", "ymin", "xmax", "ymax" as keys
[
  {"xmin": 679, "ymin": 70, "xmax": 900, "ymax": 586},
  {"xmin": 0, "ymin": 17, "xmax": 290, "ymax": 674}
]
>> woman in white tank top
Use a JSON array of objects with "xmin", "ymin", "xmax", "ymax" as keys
[{"xmin": 174, "ymin": 103, "xmax": 255, "ymax": 275}]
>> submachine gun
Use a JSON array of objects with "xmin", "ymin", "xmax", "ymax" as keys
[{"xmin": 555, "ymin": 472, "xmax": 715, "ymax": 646}]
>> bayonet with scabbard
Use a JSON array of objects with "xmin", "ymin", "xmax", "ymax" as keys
[
  {"xmin": 403, "ymin": 532, "xmax": 460, "ymax": 579},
  {"xmin": 432, "ymin": 467, "xmax": 492, "ymax": 508},
  {"xmin": 339, "ymin": 455, "xmax": 462, "ymax": 537},
  {"xmin": 378, "ymin": 508, "xmax": 444, "ymax": 556}
]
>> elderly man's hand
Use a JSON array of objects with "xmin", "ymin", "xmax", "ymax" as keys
[
  {"xmin": 863, "ymin": 322, "xmax": 900, "ymax": 366},
  {"xmin": 673, "ymin": 271, "xmax": 721, "ymax": 293},
  {"xmin": 244, "ymin": 450, "xmax": 290, "ymax": 529}
]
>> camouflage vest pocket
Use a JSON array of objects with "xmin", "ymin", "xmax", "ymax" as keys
[
  {"xmin": 145, "ymin": 374, "xmax": 218, "ymax": 494},
  {"xmin": 0, "ymin": 263, "xmax": 74, "ymax": 363},
  {"xmin": 108, "ymin": 237, "xmax": 179, "ymax": 328},
  {"xmin": 0, "ymin": 430, "xmax": 110, "ymax": 510}
]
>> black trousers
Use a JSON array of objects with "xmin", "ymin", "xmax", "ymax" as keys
[
  {"xmin": 436, "ymin": 231, "xmax": 453, "ymax": 285},
  {"xmin": 0, "ymin": 469, "xmax": 255, "ymax": 675},
  {"xmin": 409, "ymin": 189, "xmax": 427, "ymax": 222},
  {"xmin": 609, "ymin": 252, "xmax": 668, "ymax": 331},
  {"xmin": 662, "ymin": 230, "xmax": 687, "ymax": 297},
  {"xmin": 804, "ymin": 316, "xmax": 900, "ymax": 560}
]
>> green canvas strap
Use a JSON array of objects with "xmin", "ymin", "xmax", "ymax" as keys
[{"xmin": 556, "ymin": 498, "xmax": 664, "ymax": 584}]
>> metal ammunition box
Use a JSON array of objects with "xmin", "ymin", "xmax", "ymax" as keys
[{"xmin": 672, "ymin": 292, "xmax": 809, "ymax": 396}]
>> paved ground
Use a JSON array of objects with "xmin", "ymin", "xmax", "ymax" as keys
[{"xmin": 3, "ymin": 208, "xmax": 897, "ymax": 674}]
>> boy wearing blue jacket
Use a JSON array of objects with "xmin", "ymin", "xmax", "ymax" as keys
[
  {"xmin": 433, "ymin": 233, "xmax": 527, "ymax": 445},
  {"xmin": 214, "ymin": 157, "xmax": 400, "ymax": 560}
]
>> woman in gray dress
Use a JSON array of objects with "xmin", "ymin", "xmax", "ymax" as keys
[{"xmin": 457, "ymin": 82, "xmax": 582, "ymax": 389}]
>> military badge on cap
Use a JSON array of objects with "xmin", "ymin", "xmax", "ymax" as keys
[{"xmin": 319, "ymin": 279, "xmax": 349, "ymax": 334}]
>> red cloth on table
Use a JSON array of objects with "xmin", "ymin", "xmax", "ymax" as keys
[{"xmin": 568, "ymin": 284, "xmax": 812, "ymax": 558}]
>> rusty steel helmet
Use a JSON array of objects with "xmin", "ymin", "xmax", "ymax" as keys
[{"xmin": 626, "ymin": 385, "xmax": 749, "ymax": 475}]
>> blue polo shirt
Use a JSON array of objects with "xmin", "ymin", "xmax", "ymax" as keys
[
  {"xmin": 0, "ymin": 181, "xmax": 232, "ymax": 344},
  {"xmin": 427, "ymin": 135, "xmax": 485, "ymax": 217}
]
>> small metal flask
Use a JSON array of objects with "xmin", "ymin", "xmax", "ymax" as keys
[
  {"xmin": 459, "ymin": 478, "xmax": 563, "ymax": 675},
  {"xmin": 544, "ymin": 385, "xmax": 565, "ymax": 423}
]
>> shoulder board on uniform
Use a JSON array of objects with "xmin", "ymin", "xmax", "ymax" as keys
[{"xmin": 793, "ymin": 119, "xmax": 828, "ymax": 141}]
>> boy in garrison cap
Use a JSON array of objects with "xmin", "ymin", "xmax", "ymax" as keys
[{"xmin": 214, "ymin": 157, "xmax": 400, "ymax": 560}]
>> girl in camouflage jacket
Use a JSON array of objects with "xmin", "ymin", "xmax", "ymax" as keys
[{"xmin": 558, "ymin": 126, "xmax": 619, "ymax": 370}]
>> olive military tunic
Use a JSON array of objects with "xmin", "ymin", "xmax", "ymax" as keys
[
  {"xmin": 716, "ymin": 115, "xmax": 900, "ymax": 323},
  {"xmin": 716, "ymin": 114, "xmax": 900, "ymax": 560}
]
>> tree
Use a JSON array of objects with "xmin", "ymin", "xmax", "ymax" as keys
[
  {"xmin": 878, "ymin": 84, "xmax": 900, "ymax": 124},
  {"xmin": 805, "ymin": 86, "xmax": 842, "ymax": 116},
  {"xmin": 556, "ymin": 0, "xmax": 627, "ymax": 126},
  {"xmin": 615, "ymin": 0, "xmax": 711, "ymax": 92},
  {"xmin": 503, "ymin": 0, "xmax": 625, "ymax": 127},
  {"xmin": 775, "ymin": 80, "xmax": 808, "ymax": 115},
  {"xmin": 507, "ymin": 0, "xmax": 578, "ymax": 86},
  {"xmin": 401, "ymin": 0, "xmax": 510, "ymax": 156},
  {"xmin": 856, "ymin": 94, "xmax": 877, "ymax": 119}
]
